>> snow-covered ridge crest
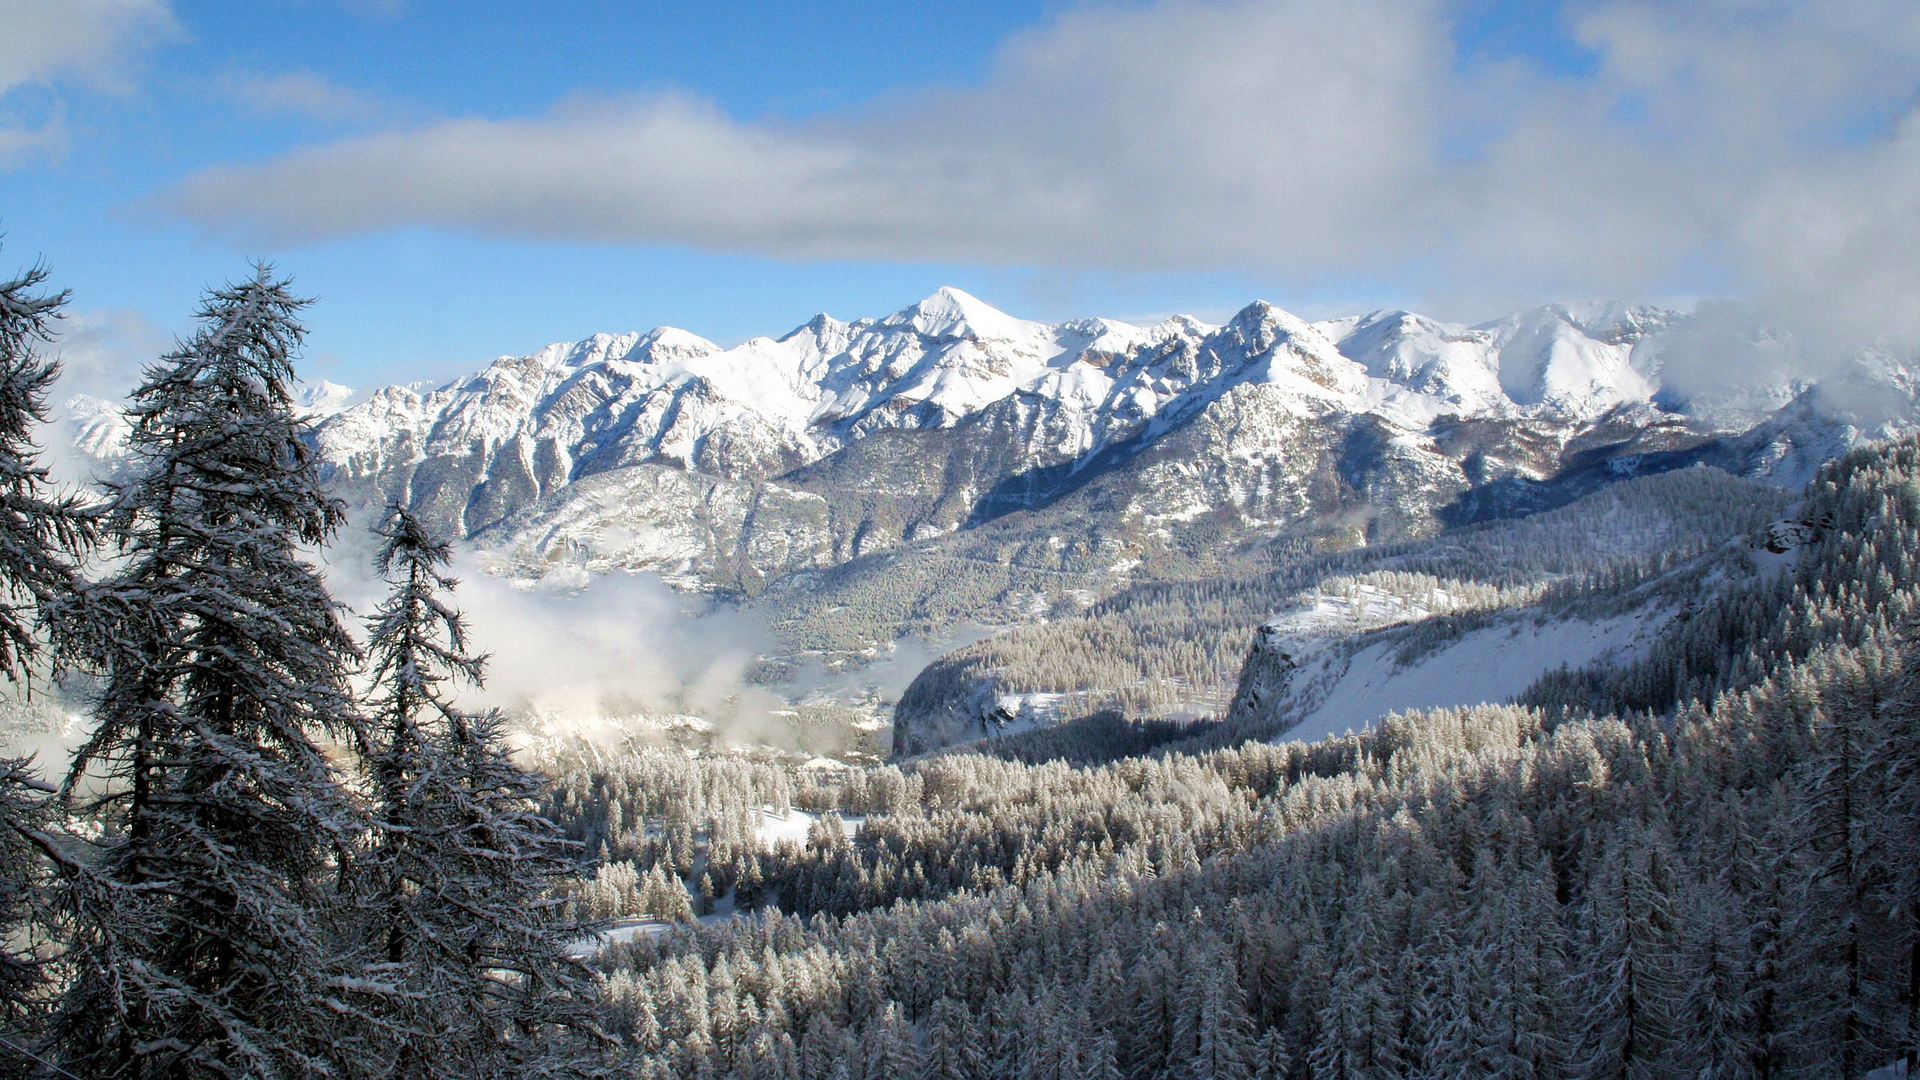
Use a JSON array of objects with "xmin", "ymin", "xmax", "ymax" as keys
[{"xmin": 311, "ymin": 290, "xmax": 1680, "ymax": 500}]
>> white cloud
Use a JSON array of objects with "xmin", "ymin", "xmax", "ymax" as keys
[
  {"xmin": 162, "ymin": 0, "xmax": 1920, "ymax": 348},
  {"xmin": 316, "ymin": 527, "xmax": 785, "ymax": 739},
  {"xmin": 0, "ymin": 111, "xmax": 65, "ymax": 168},
  {"xmin": 51, "ymin": 306, "xmax": 171, "ymax": 401},
  {"xmin": 0, "ymin": 0, "xmax": 178, "ymax": 95},
  {"xmin": 1740, "ymin": 110, "xmax": 1920, "ymax": 349},
  {"xmin": 165, "ymin": 0, "xmax": 1449, "ymax": 268},
  {"xmin": 223, "ymin": 70, "xmax": 393, "ymax": 125}
]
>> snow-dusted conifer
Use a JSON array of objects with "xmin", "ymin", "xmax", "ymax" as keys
[
  {"xmin": 868, "ymin": 1001, "xmax": 921, "ymax": 1079},
  {"xmin": 1780, "ymin": 651, "xmax": 1903, "ymax": 1077},
  {"xmin": 1565, "ymin": 819, "xmax": 1685, "ymax": 1080},
  {"xmin": 1250, "ymin": 1027, "xmax": 1289, "ymax": 1080},
  {"xmin": 0, "ymin": 248, "xmax": 93, "ymax": 678},
  {"xmin": 351, "ymin": 503, "xmax": 604, "ymax": 1078},
  {"xmin": 1672, "ymin": 871, "xmax": 1759, "ymax": 1080},
  {"xmin": 1879, "ymin": 644, "xmax": 1920, "ymax": 1077},
  {"xmin": 921, "ymin": 995, "xmax": 982, "ymax": 1080},
  {"xmin": 54, "ymin": 267, "xmax": 370, "ymax": 1079},
  {"xmin": 0, "ymin": 247, "xmax": 96, "ymax": 1069},
  {"xmin": 1190, "ymin": 958, "xmax": 1258, "ymax": 1080},
  {"xmin": 0, "ymin": 756, "xmax": 59, "ymax": 1071}
]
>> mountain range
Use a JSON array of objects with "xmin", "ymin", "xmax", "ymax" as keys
[{"xmin": 58, "ymin": 287, "xmax": 1920, "ymax": 753}]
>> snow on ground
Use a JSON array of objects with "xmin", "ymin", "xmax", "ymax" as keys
[
  {"xmin": 754, "ymin": 806, "xmax": 865, "ymax": 848},
  {"xmin": 569, "ymin": 919, "xmax": 676, "ymax": 957},
  {"xmin": 1277, "ymin": 609, "xmax": 1663, "ymax": 745},
  {"xmin": 568, "ymin": 905, "xmax": 755, "ymax": 957},
  {"xmin": 1265, "ymin": 576, "xmax": 1517, "ymax": 641}
]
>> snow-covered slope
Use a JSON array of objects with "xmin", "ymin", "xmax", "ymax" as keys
[
  {"xmin": 1219, "ymin": 471, "xmax": 1794, "ymax": 746},
  {"xmin": 889, "ymin": 464, "xmax": 1795, "ymax": 757},
  {"xmin": 1240, "ymin": 603, "xmax": 1667, "ymax": 746}
]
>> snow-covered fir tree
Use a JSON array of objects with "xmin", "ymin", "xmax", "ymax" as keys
[
  {"xmin": 348, "ymin": 503, "xmax": 604, "ymax": 1079},
  {"xmin": 0, "ymin": 247, "xmax": 94, "ymax": 681},
  {"xmin": 53, "ymin": 267, "xmax": 372, "ymax": 1079},
  {"xmin": 0, "ymin": 754, "xmax": 58, "ymax": 1072},
  {"xmin": 0, "ymin": 248, "xmax": 97, "ymax": 1073}
]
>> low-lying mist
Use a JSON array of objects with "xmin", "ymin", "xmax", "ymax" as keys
[{"xmin": 320, "ymin": 520, "xmax": 978, "ymax": 759}]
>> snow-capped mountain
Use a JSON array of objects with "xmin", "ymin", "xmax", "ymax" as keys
[
  {"xmin": 40, "ymin": 287, "xmax": 1920, "ymax": 757},
  {"xmin": 315, "ymin": 289, "xmax": 1686, "ymax": 520},
  {"xmin": 306, "ymin": 287, "xmax": 1865, "ymax": 593},
  {"xmin": 51, "ymin": 288, "xmax": 1918, "ymax": 616}
]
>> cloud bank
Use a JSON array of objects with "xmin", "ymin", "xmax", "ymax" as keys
[{"xmin": 165, "ymin": 0, "xmax": 1920, "ymax": 347}]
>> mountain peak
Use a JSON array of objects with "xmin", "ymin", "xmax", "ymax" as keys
[
  {"xmin": 295, "ymin": 380, "xmax": 355, "ymax": 418},
  {"xmin": 886, "ymin": 286, "xmax": 1036, "ymax": 341},
  {"xmin": 1228, "ymin": 299, "xmax": 1320, "ymax": 353},
  {"xmin": 635, "ymin": 326, "xmax": 721, "ymax": 360}
]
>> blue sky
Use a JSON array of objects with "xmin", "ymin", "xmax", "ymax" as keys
[{"xmin": 4, "ymin": 0, "xmax": 1918, "ymax": 393}]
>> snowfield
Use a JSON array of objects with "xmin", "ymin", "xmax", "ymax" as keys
[{"xmin": 1276, "ymin": 609, "xmax": 1664, "ymax": 745}]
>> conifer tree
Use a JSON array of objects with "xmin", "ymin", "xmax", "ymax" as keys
[
  {"xmin": 352, "ymin": 503, "xmax": 605, "ymax": 1078},
  {"xmin": 921, "ymin": 996, "xmax": 983, "ymax": 1080},
  {"xmin": 0, "ymin": 246, "xmax": 96, "ymax": 1073},
  {"xmin": 1778, "ymin": 656, "xmax": 1896, "ymax": 1078},
  {"xmin": 0, "ymin": 247, "xmax": 94, "ymax": 679},
  {"xmin": 1566, "ymin": 820, "xmax": 1685, "ymax": 1080},
  {"xmin": 1880, "ymin": 644, "xmax": 1920, "ymax": 1077},
  {"xmin": 54, "ymin": 266, "xmax": 370, "ymax": 1079},
  {"xmin": 1250, "ymin": 1027, "xmax": 1289, "ymax": 1080},
  {"xmin": 0, "ymin": 755, "xmax": 58, "ymax": 1072},
  {"xmin": 1190, "ymin": 958, "xmax": 1258, "ymax": 1080},
  {"xmin": 868, "ymin": 1002, "xmax": 921, "ymax": 1080}
]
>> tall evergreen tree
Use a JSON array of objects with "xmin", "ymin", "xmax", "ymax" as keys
[
  {"xmin": 350, "ymin": 503, "xmax": 605, "ymax": 1078},
  {"xmin": 1781, "ymin": 655, "xmax": 1902, "ymax": 1078},
  {"xmin": 1565, "ymin": 819, "xmax": 1685, "ymax": 1080},
  {"xmin": 0, "ymin": 755, "xmax": 58, "ymax": 1074},
  {"xmin": 1880, "ymin": 644, "xmax": 1920, "ymax": 1077},
  {"xmin": 0, "ymin": 246, "xmax": 96, "ymax": 1074},
  {"xmin": 0, "ymin": 247, "xmax": 94, "ymax": 679},
  {"xmin": 921, "ymin": 996, "xmax": 983, "ymax": 1080},
  {"xmin": 54, "ymin": 267, "xmax": 370, "ymax": 1079}
]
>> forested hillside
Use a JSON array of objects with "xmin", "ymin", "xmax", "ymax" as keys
[{"xmin": 496, "ymin": 438, "xmax": 1920, "ymax": 1079}]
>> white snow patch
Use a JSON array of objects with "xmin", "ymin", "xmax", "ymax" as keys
[
  {"xmin": 752, "ymin": 806, "xmax": 866, "ymax": 850},
  {"xmin": 1278, "ymin": 610, "xmax": 1663, "ymax": 745}
]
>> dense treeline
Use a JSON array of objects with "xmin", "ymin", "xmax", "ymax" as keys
[
  {"xmin": 590, "ymin": 635, "xmax": 1920, "ymax": 1079},
  {"xmin": 1526, "ymin": 440, "xmax": 1920, "ymax": 720},
  {"xmin": 0, "ymin": 261, "xmax": 600, "ymax": 1079}
]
